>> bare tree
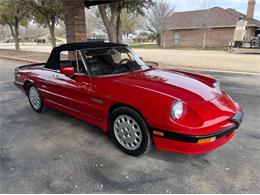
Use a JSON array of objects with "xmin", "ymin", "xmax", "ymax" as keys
[
  {"xmin": 87, "ymin": 7, "xmax": 140, "ymax": 42},
  {"xmin": 86, "ymin": 7, "xmax": 107, "ymax": 35},
  {"xmin": 121, "ymin": 10, "xmax": 140, "ymax": 39},
  {"xmin": 192, "ymin": 0, "xmax": 210, "ymax": 48},
  {"xmin": 201, "ymin": 0, "xmax": 210, "ymax": 49},
  {"xmin": 146, "ymin": 0, "xmax": 174, "ymax": 47},
  {"xmin": 98, "ymin": 0, "xmax": 154, "ymax": 43}
]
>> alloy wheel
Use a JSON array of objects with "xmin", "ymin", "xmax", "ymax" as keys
[
  {"xmin": 29, "ymin": 86, "xmax": 42, "ymax": 110},
  {"xmin": 113, "ymin": 115, "xmax": 143, "ymax": 150}
]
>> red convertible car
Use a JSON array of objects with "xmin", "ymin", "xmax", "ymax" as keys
[{"xmin": 14, "ymin": 42, "xmax": 243, "ymax": 156}]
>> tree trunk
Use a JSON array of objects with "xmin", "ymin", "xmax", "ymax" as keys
[
  {"xmin": 7, "ymin": 20, "xmax": 20, "ymax": 51},
  {"xmin": 156, "ymin": 34, "xmax": 161, "ymax": 46},
  {"xmin": 116, "ymin": 14, "xmax": 122, "ymax": 43},
  {"xmin": 14, "ymin": 19, "xmax": 20, "ymax": 51},
  {"xmin": 107, "ymin": 27, "xmax": 117, "ymax": 43},
  {"xmin": 163, "ymin": 32, "xmax": 166, "ymax": 48},
  {"xmin": 49, "ymin": 21, "xmax": 56, "ymax": 48},
  {"xmin": 98, "ymin": 4, "xmax": 123, "ymax": 44},
  {"xmin": 14, "ymin": 35, "xmax": 20, "ymax": 51},
  {"xmin": 203, "ymin": 31, "xmax": 206, "ymax": 49},
  {"xmin": 99, "ymin": 5, "xmax": 117, "ymax": 43}
]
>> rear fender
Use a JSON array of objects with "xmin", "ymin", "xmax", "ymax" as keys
[{"xmin": 23, "ymin": 79, "xmax": 34, "ymax": 93}]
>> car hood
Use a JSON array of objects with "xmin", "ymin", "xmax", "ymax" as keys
[{"xmin": 115, "ymin": 69, "xmax": 219, "ymax": 103}]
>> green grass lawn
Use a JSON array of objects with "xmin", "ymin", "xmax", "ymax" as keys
[{"xmin": 129, "ymin": 43, "xmax": 228, "ymax": 51}]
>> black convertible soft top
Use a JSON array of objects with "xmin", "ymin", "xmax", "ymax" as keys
[{"xmin": 45, "ymin": 42, "xmax": 127, "ymax": 70}]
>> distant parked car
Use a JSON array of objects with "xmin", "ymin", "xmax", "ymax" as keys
[{"xmin": 14, "ymin": 41, "xmax": 243, "ymax": 156}]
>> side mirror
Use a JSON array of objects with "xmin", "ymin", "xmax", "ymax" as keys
[
  {"xmin": 60, "ymin": 67, "xmax": 75, "ymax": 77},
  {"xmin": 144, "ymin": 61, "xmax": 159, "ymax": 68}
]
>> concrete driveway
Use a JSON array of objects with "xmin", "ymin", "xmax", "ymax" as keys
[{"xmin": 0, "ymin": 58, "xmax": 260, "ymax": 193}]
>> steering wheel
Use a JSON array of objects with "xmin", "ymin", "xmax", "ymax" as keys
[{"xmin": 119, "ymin": 58, "xmax": 130, "ymax": 65}]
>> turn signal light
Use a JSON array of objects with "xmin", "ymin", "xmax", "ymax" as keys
[
  {"xmin": 153, "ymin": 131, "xmax": 164, "ymax": 137},
  {"xmin": 197, "ymin": 137, "xmax": 216, "ymax": 144}
]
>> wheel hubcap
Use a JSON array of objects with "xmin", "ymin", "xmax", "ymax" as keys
[
  {"xmin": 29, "ymin": 86, "xmax": 41, "ymax": 110},
  {"xmin": 113, "ymin": 115, "xmax": 142, "ymax": 150}
]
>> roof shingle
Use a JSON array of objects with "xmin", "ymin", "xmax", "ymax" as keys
[{"xmin": 167, "ymin": 7, "xmax": 260, "ymax": 30}]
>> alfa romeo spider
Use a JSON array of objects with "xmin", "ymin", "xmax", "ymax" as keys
[{"xmin": 14, "ymin": 42, "xmax": 243, "ymax": 156}]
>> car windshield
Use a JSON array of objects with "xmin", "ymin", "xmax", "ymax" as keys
[{"xmin": 81, "ymin": 47, "xmax": 150, "ymax": 76}]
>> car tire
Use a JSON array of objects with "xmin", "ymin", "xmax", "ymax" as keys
[
  {"xmin": 27, "ymin": 85, "xmax": 44, "ymax": 113},
  {"xmin": 109, "ymin": 106, "xmax": 152, "ymax": 156}
]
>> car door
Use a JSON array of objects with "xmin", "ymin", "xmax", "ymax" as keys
[
  {"xmin": 49, "ymin": 71, "xmax": 105, "ymax": 125},
  {"xmin": 46, "ymin": 50, "xmax": 105, "ymax": 124},
  {"xmin": 50, "ymin": 72, "xmax": 94, "ymax": 116}
]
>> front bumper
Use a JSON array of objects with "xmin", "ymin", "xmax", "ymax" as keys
[{"xmin": 152, "ymin": 112, "xmax": 243, "ymax": 154}]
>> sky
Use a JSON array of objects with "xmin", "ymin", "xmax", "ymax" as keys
[{"xmin": 166, "ymin": 0, "xmax": 260, "ymax": 20}]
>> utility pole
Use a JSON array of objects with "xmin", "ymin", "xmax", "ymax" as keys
[
  {"xmin": 163, "ymin": 32, "xmax": 166, "ymax": 49},
  {"xmin": 202, "ymin": 0, "xmax": 208, "ymax": 49}
]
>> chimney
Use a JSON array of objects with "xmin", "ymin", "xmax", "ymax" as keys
[{"xmin": 247, "ymin": 0, "xmax": 256, "ymax": 18}]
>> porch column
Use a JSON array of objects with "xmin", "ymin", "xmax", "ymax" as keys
[{"xmin": 63, "ymin": 0, "xmax": 87, "ymax": 59}]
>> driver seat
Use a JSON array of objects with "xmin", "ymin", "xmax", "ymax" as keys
[{"xmin": 86, "ymin": 57, "xmax": 107, "ymax": 75}]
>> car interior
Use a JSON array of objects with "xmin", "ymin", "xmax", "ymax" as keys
[{"xmin": 58, "ymin": 47, "xmax": 146, "ymax": 77}]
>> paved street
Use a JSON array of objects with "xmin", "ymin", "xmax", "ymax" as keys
[{"xmin": 0, "ymin": 58, "xmax": 260, "ymax": 193}]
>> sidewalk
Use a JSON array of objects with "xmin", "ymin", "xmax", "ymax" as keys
[
  {"xmin": 136, "ymin": 49, "xmax": 260, "ymax": 74},
  {"xmin": 0, "ymin": 49, "xmax": 49, "ymax": 63},
  {"xmin": 0, "ymin": 47, "xmax": 259, "ymax": 73}
]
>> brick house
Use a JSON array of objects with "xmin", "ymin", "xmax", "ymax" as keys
[{"xmin": 161, "ymin": 0, "xmax": 260, "ymax": 48}]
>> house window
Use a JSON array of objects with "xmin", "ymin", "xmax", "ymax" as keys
[{"xmin": 174, "ymin": 32, "xmax": 180, "ymax": 45}]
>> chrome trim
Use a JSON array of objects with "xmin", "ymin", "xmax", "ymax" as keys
[
  {"xmin": 42, "ymin": 68, "xmax": 60, "ymax": 73},
  {"xmin": 76, "ymin": 50, "xmax": 90, "ymax": 75}
]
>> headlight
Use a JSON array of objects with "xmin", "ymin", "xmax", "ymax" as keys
[
  {"xmin": 213, "ymin": 80, "xmax": 220, "ymax": 90},
  {"xmin": 170, "ymin": 100, "xmax": 184, "ymax": 120}
]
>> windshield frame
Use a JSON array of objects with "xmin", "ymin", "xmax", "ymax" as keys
[{"xmin": 79, "ymin": 46, "xmax": 150, "ymax": 77}]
